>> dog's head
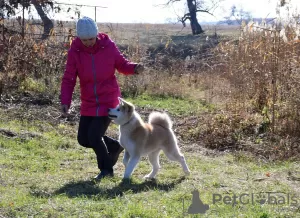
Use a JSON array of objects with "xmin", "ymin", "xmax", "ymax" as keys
[{"xmin": 108, "ymin": 97, "xmax": 135, "ymax": 125}]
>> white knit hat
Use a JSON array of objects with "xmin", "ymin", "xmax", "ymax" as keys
[{"xmin": 76, "ymin": 16, "xmax": 98, "ymax": 39}]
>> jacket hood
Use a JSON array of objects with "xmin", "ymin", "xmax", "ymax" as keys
[{"xmin": 70, "ymin": 33, "xmax": 112, "ymax": 54}]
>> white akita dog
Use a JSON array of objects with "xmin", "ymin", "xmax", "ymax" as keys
[{"xmin": 108, "ymin": 97, "xmax": 191, "ymax": 179}]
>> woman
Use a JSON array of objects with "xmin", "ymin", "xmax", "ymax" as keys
[{"xmin": 60, "ymin": 16, "xmax": 144, "ymax": 180}]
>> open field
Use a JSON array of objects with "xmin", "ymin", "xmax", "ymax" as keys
[
  {"xmin": 1, "ymin": 18, "xmax": 300, "ymax": 217},
  {"xmin": 1, "ymin": 18, "xmax": 241, "ymax": 44},
  {"xmin": 0, "ymin": 95, "xmax": 299, "ymax": 217}
]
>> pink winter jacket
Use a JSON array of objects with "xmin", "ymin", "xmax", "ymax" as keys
[{"xmin": 60, "ymin": 33, "xmax": 137, "ymax": 116}]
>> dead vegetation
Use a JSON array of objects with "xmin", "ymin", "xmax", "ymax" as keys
[{"xmin": 1, "ymin": 19, "xmax": 300, "ymax": 161}]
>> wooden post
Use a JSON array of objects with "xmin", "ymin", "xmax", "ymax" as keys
[
  {"xmin": 2, "ymin": 17, "xmax": 4, "ymax": 42},
  {"xmin": 22, "ymin": 0, "xmax": 25, "ymax": 39}
]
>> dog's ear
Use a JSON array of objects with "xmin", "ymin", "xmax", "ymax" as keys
[
  {"xmin": 126, "ymin": 103, "xmax": 134, "ymax": 113},
  {"xmin": 119, "ymin": 97, "xmax": 131, "ymax": 105},
  {"xmin": 122, "ymin": 100, "xmax": 134, "ymax": 113},
  {"xmin": 118, "ymin": 97, "xmax": 134, "ymax": 113},
  {"xmin": 118, "ymin": 97, "xmax": 123, "ymax": 105},
  {"xmin": 118, "ymin": 97, "xmax": 126, "ymax": 107}
]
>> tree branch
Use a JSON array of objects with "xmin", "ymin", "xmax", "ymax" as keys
[
  {"xmin": 165, "ymin": 0, "xmax": 182, "ymax": 5},
  {"xmin": 179, "ymin": 13, "xmax": 191, "ymax": 27},
  {"xmin": 195, "ymin": 9, "xmax": 214, "ymax": 16}
]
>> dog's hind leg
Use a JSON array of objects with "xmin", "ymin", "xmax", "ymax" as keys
[
  {"xmin": 144, "ymin": 150, "xmax": 161, "ymax": 179},
  {"xmin": 163, "ymin": 148, "xmax": 191, "ymax": 176},
  {"xmin": 123, "ymin": 155, "xmax": 141, "ymax": 179},
  {"xmin": 123, "ymin": 150, "xmax": 130, "ymax": 167}
]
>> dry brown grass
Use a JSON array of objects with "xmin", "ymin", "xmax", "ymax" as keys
[
  {"xmin": 210, "ymin": 22, "xmax": 300, "ymax": 136},
  {"xmin": 1, "ymin": 17, "xmax": 300, "ymax": 160}
]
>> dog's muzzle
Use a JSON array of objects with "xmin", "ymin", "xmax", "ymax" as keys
[{"xmin": 108, "ymin": 114, "xmax": 117, "ymax": 119}]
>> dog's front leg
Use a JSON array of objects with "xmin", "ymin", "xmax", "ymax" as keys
[
  {"xmin": 123, "ymin": 150, "xmax": 130, "ymax": 167},
  {"xmin": 123, "ymin": 156, "xmax": 140, "ymax": 179}
]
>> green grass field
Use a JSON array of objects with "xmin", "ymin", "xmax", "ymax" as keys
[
  {"xmin": 1, "ymin": 16, "xmax": 300, "ymax": 217},
  {"xmin": 0, "ymin": 95, "xmax": 299, "ymax": 217}
]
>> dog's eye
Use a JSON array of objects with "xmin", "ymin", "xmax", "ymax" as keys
[{"xmin": 117, "ymin": 109, "xmax": 120, "ymax": 111}]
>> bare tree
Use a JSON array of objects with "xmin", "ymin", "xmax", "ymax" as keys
[
  {"xmin": 224, "ymin": 5, "xmax": 252, "ymax": 25},
  {"xmin": 166, "ymin": 0, "xmax": 221, "ymax": 35},
  {"xmin": 31, "ymin": 0, "xmax": 54, "ymax": 39},
  {"xmin": 1, "ymin": 0, "xmax": 54, "ymax": 39}
]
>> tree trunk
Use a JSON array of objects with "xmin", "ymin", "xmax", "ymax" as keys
[
  {"xmin": 31, "ymin": 0, "xmax": 53, "ymax": 40},
  {"xmin": 187, "ymin": 0, "xmax": 204, "ymax": 35}
]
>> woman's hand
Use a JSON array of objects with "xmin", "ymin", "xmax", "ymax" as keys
[{"xmin": 134, "ymin": 64, "xmax": 145, "ymax": 75}]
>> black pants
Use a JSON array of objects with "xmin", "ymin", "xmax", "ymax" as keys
[{"xmin": 77, "ymin": 116, "xmax": 120, "ymax": 172}]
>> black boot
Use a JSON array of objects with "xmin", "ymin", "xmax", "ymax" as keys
[
  {"xmin": 92, "ymin": 146, "xmax": 114, "ymax": 181},
  {"xmin": 103, "ymin": 136, "xmax": 124, "ymax": 166},
  {"xmin": 110, "ymin": 145, "xmax": 124, "ymax": 166},
  {"xmin": 93, "ymin": 169, "xmax": 114, "ymax": 181}
]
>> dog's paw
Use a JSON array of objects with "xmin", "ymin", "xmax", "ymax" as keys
[
  {"xmin": 143, "ymin": 174, "xmax": 156, "ymax": 180},
  {"xmin": 122, "ymin": 175, "xmax": 130, "ymax": 179},
  {"xmin": 143, "ymin": 175, "xmax": 151, "ymax": 180},
  {"xmin": 184, "ymin": 170, "xmax": 191, "ymax": 176},
  {"xmin": 121, "ymin": 177, "xmax": 132, "ymax": 185}
]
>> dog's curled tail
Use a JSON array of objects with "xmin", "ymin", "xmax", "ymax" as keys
[{"xmin": 149, "ymin": 112, "xmax": 173, "ymax": 129}]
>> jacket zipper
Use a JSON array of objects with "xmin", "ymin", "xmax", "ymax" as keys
[{"xmin": 91, "ymin": 54, "xmax": 100, "ymax": 116}]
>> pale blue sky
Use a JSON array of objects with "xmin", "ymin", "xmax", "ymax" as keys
[{"xmin": 44, "ymin": 0, "xmax": 300, "ymax": 23}]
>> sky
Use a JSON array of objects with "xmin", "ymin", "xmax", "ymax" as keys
[{"xmin": 36, "ymin": 0, "xmax": 300, "ymax": 23}]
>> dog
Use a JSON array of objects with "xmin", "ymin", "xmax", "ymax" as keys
[{"xmin": 108, "ymin": 97, "xmax": 191, "ymax": 179}]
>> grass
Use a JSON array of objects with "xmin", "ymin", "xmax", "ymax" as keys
[
  {"xmin": 125, "ymin": 94, "xmax": 214, "ymax": 116},
  {"xmin": 1, "ymin": 18, "xmax": 300, "ymax": 216},
  {"xmin": 0, "ymin": 97, "xmax": 299, "ymax": 217}
]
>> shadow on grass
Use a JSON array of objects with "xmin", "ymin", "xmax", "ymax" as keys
[{"xmin": 31, "ymin": 176, "xmax": 187, "ymax": 200}]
